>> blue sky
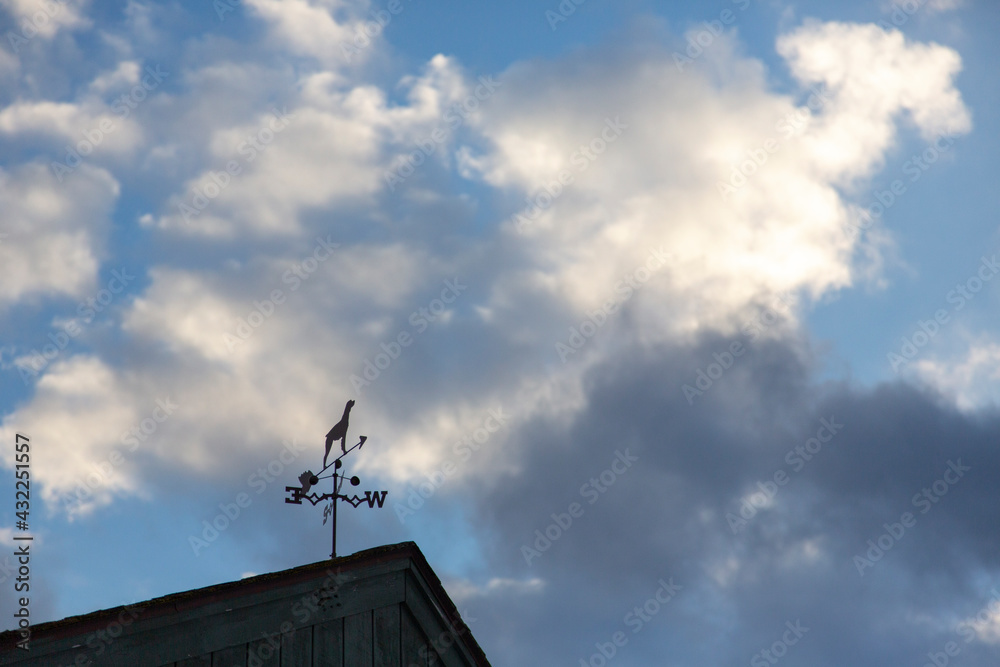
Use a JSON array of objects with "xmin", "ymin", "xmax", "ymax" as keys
[{"xmin": 2, "ymin": 0, "xmax": 1000, "ymax": 665}]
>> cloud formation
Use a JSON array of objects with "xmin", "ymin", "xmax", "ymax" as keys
[{"xmin": 0, "ymin": 3, "xmax": 993, "ymax": 665}]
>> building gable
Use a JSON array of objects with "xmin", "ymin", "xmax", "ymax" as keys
[{"xmin": 1, "ymin": 542, "xmax": 489, "ymax": 667}]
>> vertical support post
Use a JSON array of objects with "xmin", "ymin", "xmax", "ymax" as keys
[
  {"xmin": 331, "ymin": 460, "xmax": 342, "ymax": 559},
  {"xmin": 331, "ymin": 495, "xmax": 338, "ymax": 559}
]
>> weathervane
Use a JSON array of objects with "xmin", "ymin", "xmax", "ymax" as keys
[{"xmin": 285, "ymin": 399, "xmax": 388, "ymax": 558}]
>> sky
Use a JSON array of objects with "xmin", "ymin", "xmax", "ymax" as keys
[{"xmin": 1, "ymin": 0, "xmax": 1000, "ymax": 665}]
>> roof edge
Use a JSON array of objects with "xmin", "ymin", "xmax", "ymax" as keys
[{"xmin": 1, "ymin": 541, "xmax": 488, "ymax": 665}]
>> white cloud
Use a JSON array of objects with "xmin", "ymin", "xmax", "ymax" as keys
[
  {"xmin": 123, "ymin": 268, "xmax": 246, "ymax": 362},
  {"xmin": 459, "ymin": 22, "xmax": 970, "ymax": 346},
  {"xmin": 113, "ymin": 243, "xmax": 426, "ymax": 464},
  {"xmin": 0, "ymin": 356, "xmax": 145, "ymax": 518},
  {"xmin": 0, "ymin": 18, "xmax": 975, "ymax": 519},
  {"xmin": 445, "ymin": 576, "xmax": 545, "ymax": 604},
  {"xmin": 0, "ymin": 162, "xmax": 119, "ymax": 304},
  {"xmin": 0, "ymin": 99, "xmax": 144, "ymax": 156},
  {"xmin": 87, "ymin": 60, "xmax": 141, "ymax": 95},
  {"xmin": 914, "ymin": 342, "xmax": 1000, "ymax": 411},
  {"xmin": 0, "ymin": 43, "xmax": 17, "ymax": 75},
  {"xmin": 0, "ymin": 232, "xmax": 439, "ymax": 519},
  {"xmin": 244, "ymin": 0, "xmax": 367, "ymax": 68},
  {"xmin": 153, "ymin": 55, "xmax": 469, "ymax": 237},
  {"xmin": 963, "ymin": 605, "xmax": 1000, "ymax": 645},
  {"xmin": 0, "ymin": 0, "xmax": 91, "ymax": 40},
  {"xmin": 778, "ymin": 22, "xmax": 971, "ymax": 153}
]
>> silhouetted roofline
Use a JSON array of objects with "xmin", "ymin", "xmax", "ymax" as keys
[{"xmin": 0, "ymin": 541, "xmax": 490, "ymax": 666}]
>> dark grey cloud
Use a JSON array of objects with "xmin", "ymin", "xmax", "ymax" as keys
[{"xmin": 454, "ymin": 332, "xmax": 1000, "ymax": 666}]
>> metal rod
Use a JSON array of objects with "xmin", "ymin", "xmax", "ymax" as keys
[
  {"xmin": 331, "ymin": 493, "xmax": 338, "ymax": 559},
  {"xmin": 331, "ymin": 462, "xmax": 342, "ymax": 558},
  {"xmin": 283, "ymin": 417, "xmax": 381, "ymax": 561},
  {"xmin": 316, "ymin": 437, "xmax": 366, "ymax": 477}
]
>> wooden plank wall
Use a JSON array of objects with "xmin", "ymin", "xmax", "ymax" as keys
[
  {"xmin": 4, "ymin": 561, "xmax": 485, "ymax": 667},
  {"xmin": 158, "ymin": 602, "xmax": 441, "ymax": 667}
]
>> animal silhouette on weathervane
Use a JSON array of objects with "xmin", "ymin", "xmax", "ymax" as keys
[
  {"xmin": 285, "ymin": 398, "xmax": 385, "ymax": 558},
  {"xmin": 324, "ymin": 399, "xmax": 354, "ymax": 468}
]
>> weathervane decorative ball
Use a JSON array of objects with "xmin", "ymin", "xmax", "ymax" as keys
[{"xmin": 285, "ymin": 399, "xmax": 387, "ymax": 558}]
